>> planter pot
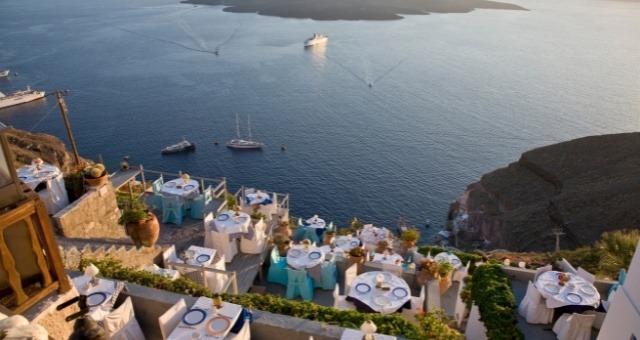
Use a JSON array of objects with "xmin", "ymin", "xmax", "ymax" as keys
[
  {"xmin": 417, "ymin": 272, "xmax": 439, "ymax": 287},
  {"xmin": 126, "ymin": 213, "xmax": 160, "ymax": 247},
  {"xmin": 401, "ymin": 240, "xmax": 416, "ymax": 256},
  {"xmin": 276, "ymin": 244, "xmax": 290, "ymax": 257},
  {"xmin": 84, "ymin": 174, "xmax": 109, "ymax": 187},
  {"xmin": 439, "ymin": 273, "xmax": 452, "ymax": 295},
  {"xmin": 323, "ymin": 233, "xmax": 335, "ymax": 246}
]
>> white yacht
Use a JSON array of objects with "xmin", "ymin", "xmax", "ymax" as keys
[
  {"xmin": 0, "ymin": 70, "xmax": 9, "ymax": 77},
  {"xmin": 0, "ymin": 87, "xmax": 46, "ymax": 110},
  {"xmin": 304, "ymin": 33, "xmax": 328, "ymax": 47},
  {"xmin": 227, "ymin": 114, "xmax": 263, "ymax": 149},
  {"xmin": 161, "ymin": 138, "xmax": 196, "ymax": 154}
]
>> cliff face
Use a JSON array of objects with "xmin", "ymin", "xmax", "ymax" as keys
[
  {"xmin": 450, "ymin": 132, "xmax": 640, "ymax": 252},
  {"xmin": 5, "ymin": 128, "xmax": 91, "ymax": 173}
]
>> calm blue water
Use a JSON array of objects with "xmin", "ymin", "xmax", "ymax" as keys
[{"xmin": 1, "ymin": 0, "xmax": 639, "ymax": 243}]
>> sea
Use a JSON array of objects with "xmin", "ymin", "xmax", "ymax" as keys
[{"xmin": 0, "ymin": 0, "xmax": 638, "ymax": 244}]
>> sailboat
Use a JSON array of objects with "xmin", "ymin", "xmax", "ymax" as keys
[{"xmin": 227, "ymin": 114, "xmax": 263, "ymax": 149}]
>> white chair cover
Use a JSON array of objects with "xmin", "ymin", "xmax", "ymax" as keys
[
  {"xmin": 158, "ymin": 298, "xmax": 187, "ymax": 340},
  {"xmin": 225, "ymin": 320, "xmax": 250, "ymax": 340},
  {"xmin": 206, "ymin": 253, "xmax": 229, "ymax": 293},
  {"xmin": 452, "ymin": 261, "xmax": 471, "ymax": 282},
  {"xmin": 344, "ymin": 263, "xmax": 358, "ymax": 295},
  {"xmin": 382, "ymin": 263, "xmax": 403, "ymax": 277},
  {"xmin": 517, "ymin": 281, "xmax": 553, "ymax": 324},
  {"xmin": 203, "ymin": 212, "xmax": 214, "ymax": 248},
  {"xmin": 552, "ymin": 313, "xmax": 595, "ymax": 340},
  {"xmin": 211, "ymin": 230, "xmax": 238, "ymax": 262},
  {"xmin": 558, "ymin": 258, "xmax": 578, "ymax": 274},
  {"xmin": 576, "ymin": 267, "xmax": 595, "ymax": 283},
  {"xmin": 333, "ymin": 284, "xmax": 355, "ymax": 310},
  {"xmin": 241, "ymin": 221, "xmax": 266, "ymax": 254},
  {"xmin": 103, "ymin": 297, "xmax": 145, "ymax": 340},
  {"xmin": 534, "ymin": 264, "xmax": 552, "ymax": 282},
  {"xmin": 162, "ymin": 245, "xmax": 183, "ymax": 269},
  {"xmin": 401, "ymin": 285, "xmax": 426, "ymax": 322}
]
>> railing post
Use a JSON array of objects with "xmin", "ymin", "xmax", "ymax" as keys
[
  {"xmin": 140, "ymin": 165, "xmax": 147, "ymax": 192},
  {"xmin": 232, "ymin": 272, "xmax": 238, "ymax": 294}
]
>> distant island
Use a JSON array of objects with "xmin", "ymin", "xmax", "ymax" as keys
[{"xmin": 182, "ymin": 0, "xmax": 528, "ymax": 21}]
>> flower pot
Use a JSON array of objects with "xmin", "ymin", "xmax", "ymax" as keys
[
  {"xmin": 417, "ymin": 271, "xmax": 439, "ymax": 287},
  {"xmin": 323, "ymin": 233, "xmax": 335, "ymax": 246},
  {"xmin": 84, "ymin": 174, "xmax": 109, "ymax": 187},
  {"xmin": 276, "ymin": 243, "xmax": 290, "ymax": 257},
  {"xmin": 401, "ymin": 240, "xmax": 416, "ymax": 255},
  {"xmin": 439, "ymin": 274, "xmax": 452, "ymax": 295},
  {"xmin": 127, "ymin": 213, "xmax": 160, "ymax": 247}
]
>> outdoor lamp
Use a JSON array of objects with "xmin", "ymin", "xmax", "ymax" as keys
[
  {"xmin": 120, "ymin": 155, "xmax": 130, "ymax": 170},
  {"xmin": 503, "ymin": 259, "xmax": 511, "ymax": 266},
  {"xmin": 518, "ymin": 261, "xmax": 526, "ymax": 268},
  {"xmin": 360, "ymin": 320, "xmax": 376, "ymax": 340},
  {"xmin": 84, "ymin": 263, "xmax": 100, "ymax": 286}
]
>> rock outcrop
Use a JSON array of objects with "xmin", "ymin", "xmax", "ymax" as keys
[{"xmin": 450, "ymin": 132, "xmax": 640, "ymax": 252}]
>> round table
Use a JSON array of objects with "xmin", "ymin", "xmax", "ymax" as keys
[
  {"xmin": 434, "ymin": 252, "xmax": 462, "ymax": 269},
  {"xmin": 306, "ymin": 216, "xmax": 326, "ymax": 229},
  {"xmin": 536, "ymin": 271, "xmax": 600, "ymax": 309}
]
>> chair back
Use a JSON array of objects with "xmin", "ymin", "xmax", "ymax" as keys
[
  {"xmin": 162, "ymin": 195, "xmax": 181, "ymax": 210},
  {"xmin": 382, "ymin": 263, "xmax": 403, "ymax": 277},
  {"xmin": 576, "ymin": 267, "xmax": 595, "ymax": 283},
  {"xmin": 344, "ymin": 263, "xmax": 358, "ymax": 294},
  {"xmin": 559, "ymin": 258, "xmax": 578, "ymax": 274},
  {"xmin": 203, "ymin": 185, "xmax": 213, "ymax": 204},
  {"xmin": 534, "ymin": 264, "xmax": 552, "ymax": 281},
  {"xmin": 286, "ymin": 267, "xmax": 308, "ymax": 284},
  {"xmin": 104, "ymin": 297, "xmax": 145, "ymax": 340},
  {"xmin": 333, "ymin": 283, "xmax": 341, "ymax": 298},
  {"xmin": 152, "ymin": 177, "xmax": 164, "ymax": 194},
  {"xmin": 270, "ymin": 247, "xmax": 281, "ymax": 264},
  {"xmin": 162, "ymin": 245, "xmax": 180, "ymax": 268},
  {"xmin": 158, "ymin": 298, "xmax": 187, "ymax": 340}
]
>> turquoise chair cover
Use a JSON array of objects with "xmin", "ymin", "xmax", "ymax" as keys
[
  {"xmin": 294, "ymin": 225, "xmax": 308, "ymax": 242},
  {"xmin": 314, "ymin": 256, "xmax": 337, "ymax": 290},
  {"xmin": 267, "ymin": 248, "xmax": 288, "ymax": 286},
  {"xmin": 151, "ymin": 177, "xmax": 164, "ymax": 210},
  {"xmin": 305, "ymin": 228, "xmax": 322, "ymax": 245},
  {"xmin": 161, "ymin": 195, "xmax": 183, "ymax": 225},
  {"xmin": 190, "ymin": 185, "xmax": 212, "ymax": 219},
  {"xmin": 285, "ymin": 267, "xmax": 314, "ymax": 301},
  {"xmin": 618, "ymin": 268, "xmax": 627, "ymax": 285}
]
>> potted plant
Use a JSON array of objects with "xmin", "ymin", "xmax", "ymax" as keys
[
  {"xmin": 118, "ymin": 198, "xmax": 159, "ymax": 247},
  {"xmin": 437, "ymin": 261, "xmax": 454, "ymax": 294},
  {"xmin": 400, "ymin": 227, "xmax": 420, "ymax": 253},
  {"xmin": 64, "ymin": 171, "xmax": 86, "ymax": 203},
  {"xmin": 226, "ymin": 194, "xmax": 238, "ymax": 212},
  {"xmin": 275, "ymin": 220, "xmax": 293, "ymax": 238},
  {"xmin": 375, "ymin": 240, "xmax": 390, "ymax": 254},
  {"xmin": 336, "ymin": 228, "xmax": 351, "ymax": 237},
  {"xmin": 348, "ymin": 246, "xmax": 367, "ymax": 265},
  {"xmin": 323, "ymin": 230, "xmax": 335, "ymax": 246},
  {"xmin": 349, "ymin": 217, "xmax": 363, "ymax": 235},
  {"xmin": 250, "ymin": 212, "xmax": 266, "ymax": 223},
  {"xmin": 271, "ymin": 233, "xmax": 290, "ymax": 256},
  {"xmin": 417, "ymin": 258, "xmax": 440, "ymax": 287},
  {"xmin": 84, "ymin": 163, "xmax": 109, "ymax": 187}
]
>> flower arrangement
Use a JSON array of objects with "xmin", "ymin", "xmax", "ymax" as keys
[
  {"xmin": 180, "ymin": 173, "xmax": 190, "ymax": 184},
  {"xmin": 302, "ymin": 238, "xmax": 311, "ymax": 251},
  {"xmin": 32, "ymin": 157, "xmax": 43, "ymax": 170},
  {"xmin": 401, "ymin": 228, "xmax": 420, "ymax": 243},
  {"xmin": 349, "ymin": 246, "xmax": 367, "ymax": 258},
  {"xmin": 420, "ymin": 259, "xmax": 440, "ymax": 278},
  {"xmin": 84, "ymin": 163, "xmax": 107, "ymax": 179}
]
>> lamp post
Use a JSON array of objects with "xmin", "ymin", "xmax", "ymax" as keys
[{"xmin": 360, "ymin": 320, "xmax": 376, "ymax": 340}]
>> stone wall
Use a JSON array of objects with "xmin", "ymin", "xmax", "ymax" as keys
[
  {"xmin": 58, "ymin": 244, "xmax": 163, "ymax": 270},
  {"xmin": 54, "ymin": 181, "xmax": 127, "ymax": 239}
]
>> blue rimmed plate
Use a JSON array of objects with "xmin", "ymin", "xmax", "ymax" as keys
[
  {"xmin": 217, "ymin": 214, "xmax": 229, "ymax": 221},
  {"xmin": 566, "ymin": 293, "xmax": 583, "ymax": 304},
  {"xmin": 197, "ymin": 254, "xmax": 211, "ymax": 263},
  {"xmin": 165, "ymin": 182, "xmax": 176, "ymax": 188},
  {"xmin": 86, "ymin": 292, "xmax": 108, "ymax": 307},
  {"xmin": 544, "ymin": 284, "xmax": 560, "ymax": 294},
  {"xmin": 182, "ymin": 308, "xmax": 207, "ymax": 325},
  {"xmin": 392, "ymin": 287, "xmax": 408, "ymax": 299},
  {"xmin": 235, "ymin": 216, "xmax": 248, "ymax": 223},
  {"xmin": 451, "ymin": 258, "xmax": 461, "ymax": 265},
  {"xmin": 19, "ymin": 176, "xmax": 27, "ymax": 180},
  {"xmin": 289, "ymin": 249, "xmax": 301, "ymax": 258},
  {"xmin": 183, "ymin": 184, "xmax": 195, "ymax": 191},
  {"xmin": 355, "ymin": 283, "xmax": 371, "ymax": 294},
  {"xmin": 309, "ymin": 251, "xmax": 322, "ymax": 260},
  {"xmin": 349, "ymin": 240, "xmax": 360, "ymax": 247}
]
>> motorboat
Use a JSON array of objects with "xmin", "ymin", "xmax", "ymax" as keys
[
  {"xmin": 0, "ymin": 86, "xmax": 46, "ymax": 109},
  {"xmin": 227, "ymin": 114, "xmax": 263, "ymax": 149},
  {"xmin": 161, "ymin": 138, "xmax": 196, "ymax": 154},
  {"xmin": 0, "ymin": 70, "xmax": 9, "ymax": 77},
  {"xmin": 304, "ymin": 33, "xmax": 328, "ymax": 47}
]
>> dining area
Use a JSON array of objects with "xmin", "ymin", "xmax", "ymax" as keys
[{"xmin": 16, "ymin": 158, "xmax": 69, "ymax": 214}]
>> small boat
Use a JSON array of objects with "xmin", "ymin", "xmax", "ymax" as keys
[
  {"xmin": 0, "ymin": 86, "xmax": 46, "ymax": 110},
  {"xmin": 0, "ymin": 70, "xmax": 9, "ymax": 77},
  {"xmin": 161, "ymin": 138, "xmax": 196, "ymax": 154},
  {"xmin": 227, "ymin": 114, "xmax": 263, "ymax": 149},
  {"xmin": 304, "ymin": 33, "xmax": 328, "ymax": 47}
]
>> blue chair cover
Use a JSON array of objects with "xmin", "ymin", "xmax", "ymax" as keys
[
  {"xmin": 618, "ymin": 268, "xmax": 627, "ymax": 285},
  {"xmin": 267, "ymin": 248, "xmax": 288, "ymax": 286},
  {"xmin": 314, "ymin": 259, "xmax": 337, "ymax": 290},
  {"xmin": 230, "ymin": 307, "xmax": 253, "ymax": 333},
  {"xmin": 151, "ymin": 177, "xmax": 164, "ymax": 209},
  {"xmin": 285, "ymin": 267, "xmax": 314, "ymax": 301},
  {"xmin": 190, "ymin": 185, "xmax": 212, "ymax": 219},
  {"xmin": 161, "ymin": 195, "xmax": 183, "ymax": 225},
  {"xmin": 294, "ymin": 226, "xmax": 308, "ymax": 242}
]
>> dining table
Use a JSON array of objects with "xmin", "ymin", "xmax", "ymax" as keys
[
  {"xmin": 167, "ymin": 296, "xmax": 242, "ymax": 340},
  {"xmin": 346, "ymin": 271, "xmax": 411, "ymax": 315},
  {"xmin": 371, "ymin": 253, "xmax": 404, "ymax": 266},
  {"xmin": 286, "ymin": 244, "xmax": 326, "ymax": 282},
  {"xmin": 71, "ymin": 276, "xmax": 117, "ymax": 322},
  {"xmin": 535, "ymin": 271, "xmax": 601, "ymax": 309},
  {"xmin": 305, "ymin": 215, "xmax": 326, "ymax": 229},
  {"xmin": 434, "ymin": 252, "xmax": 462, "ymax": 269},
  {"xmin": 212, "ymin": 211, "xmax": 251, "ymax": 239},
  {"xmin": 335, "ymin": 236, "xmax": 362, "ymax": 252},
  {"xmin": 181, "ymin": 245, "xmax": 216, "ymax": 274},
  {"xmin": 16, "ymin": 163, "xmax": 69, "ymax": 214},
  {"xmin": 245, "ymin": 190, "xmax": 272, "ymax": 206},
  {"xmin": 358, "ymin": 224, "xmax": 391, "ymax": 246},
  {"xmin": 161, "ymin": 178, "xmax": 200, "ymax": 208}
]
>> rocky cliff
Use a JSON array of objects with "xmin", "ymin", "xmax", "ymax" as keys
[
  {"xmin": 5, "ymin": 128, "xmax": 91, "ymax": 173},
  {"xmin": 450, "ymin": 132, "xmax": 640, "ymax": 252}
]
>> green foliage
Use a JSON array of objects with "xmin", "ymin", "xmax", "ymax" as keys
[
  {"xmin": 79, "ymin": 258, "xmax": 462, "ymax": 340},
  {"xmin": 250, "ymin": 212, "xmax": 267, "ymax": 220},
  {"xmin": 117, "ymin": 197, "xmax": 148, "ymax": 226},
  {"xmin": 437, "ymin": 261, "xmax": 454, "ymax": 276},
  {"xmin": 336, "ymin": 228, "xmax": 352, "ymax": 236},
  {"xmin": 225, "ymin": 193, "xmax": 237, "ymax": 210},
  {"xmin": 349, "ymin": 217, "xmax": 363, "ymax": 232},
  {"xmin": 418, "ymin": 246, "xmax": 482, "ymax": 275},
  {"xmin": 401, "ymin": 228, "xmax": 420, "ymax": 242},
  {"xmin": 470, "ymin": 264, "xmax": 523, "ymax": 340},
  {"xmin": 595, "ymin": 229, "xmax": 639, "ymax": 275}
]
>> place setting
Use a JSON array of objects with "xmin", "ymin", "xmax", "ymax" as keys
[{"xmin": 308, "ymin": 251, "xmax": 322, "ymax": 260}]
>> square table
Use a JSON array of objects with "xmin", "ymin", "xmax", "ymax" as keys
[
  {"xmin": 346, "ymin": 271, "xmax": 411, "ymax": 315},
  {"xmin": 371, "ymin": 253, "xmax": 404, "ymax": 266},
  {"xmin": 161, "ymin": 178, "xmax": 200, "ymax": 208},
  {"xmin": 167, "ymin": 296, "xmax": 242, "ymax": 340},
  {"xmin": 72, "ymin": 276, "xmax": 117, "ymax": 322},
  {"xmin": 212, "ymin": 211, "xmax": 251, "ymax": 240},
  {"xmin": 182, "ymin": 246, "xmax": 216, "ymax": 272}
]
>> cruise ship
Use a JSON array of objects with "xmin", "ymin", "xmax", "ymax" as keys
[
  {"xmin": 0, "ymin": 87, "xmax": 46, "ymax": 110},
  {"xmin": 304, "ymin": 33, "xmax": 328, "ymax": 47}
]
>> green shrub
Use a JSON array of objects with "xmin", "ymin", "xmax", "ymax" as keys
[{"xmin": 417, "ymin": 246, "xmax": 482, "ymax": 275}]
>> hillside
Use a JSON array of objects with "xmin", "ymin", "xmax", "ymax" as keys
[{"xmin": 450, "ymin": 132, "xmax": 640, "ymax": 252}]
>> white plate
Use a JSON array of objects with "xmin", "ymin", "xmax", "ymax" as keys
[
  {"xmin": 374, "ymin": 296, "xmax": 390, "ymax": 305},
  {"xmin": 217, "ymin": 214, "xmax": 229, "ymax": 221},
  {"xmin": 197, "ymin": 254, "xmax": 211, "ymax": 263},
  {"xmin": 86, "ymin": 292, "xmax": 108, "ymax": 307},
  {"xmin": 289, "ymin": 249, "xmax": 301, "ymax": 258},
  {"xmin": 309, "ymin": 251, "xmax": 321, "ymax": 260},
  {"xmin": 165, "ymin": 182, "xmax": 176, "ymax": 188},
  {"xmin": 580, "ymin": 286, "xmax": 596, "ymax": 295},
  {"xmin": 566, "ymin": 293, "xmax": 583, "ymax": 303},
  {"xmin": 392, "ymin": 288, "xmax": 408, "ymax": 298},
  {"xmin": 544, "ymin": 284, "xmax": 560, "ymax": 293},
  {"xmin": 355, "ymin": 283, "xmax": 371, "ymax": 294}
]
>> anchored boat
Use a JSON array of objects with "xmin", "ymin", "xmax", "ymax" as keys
[{"xmin": 0, "ymin": 86, "xmax": 46, "ymax": 110}]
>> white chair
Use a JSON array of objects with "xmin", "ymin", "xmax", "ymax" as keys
[
  {"xmin": 534, "ymin": 264, "xmax": 552, "ymax": 282},
  {"xmin": 602, "ymin": 287, "xmax": 616, "ymax": 311},
  {"xmin": 583, "ymin": 310, "xmax": 606, "ymax": 330},
  {"xmin": 344, "ymin": 263, "xmax": 358, "ymax": 295},
  {"xmin": 225, "ymin": 320, "xmax": 250, "ymax": 340},
  {"xmin": 452, "ymin": 261, "xmax": 471, "ymax": 282},
  {"xmin": 103, "ymin": 297, "xmax": 145, "ymax": 340},
  {"xmin": 576, "ymin": 267, "xmax": 595, "ymax": 283},
  {"xmin": 558, "ymin": 258, "xmax": 578, "ymax": 274},
  {"xmin": 552, "ymin": 312, "xmax": 595, "ymax": 340},
  {"xmin": 158, "ymin": 298, "xmax": 187, "ymax": 340},
  {"xmin": 517, "ymin": 281, "xmax": 553, "ymax": 324},
  {"xmin": 412, "ymin": 249, "xmax": 424, "ymax": 265},
  {"xmin": 241, "ymin": 222, "xmax": 266, "ymax": 254},
  {"xmin": 333, "ymin": 284, "xmax": 355, "ymax": 310},
  {"xmin": 382, "ymin": 263, "xmax": 403, "ymax": 277},
  {"xmin": 162, "ymin": 245, "xmax": 183, "ymax": 269},
  {"xmin": 210, "ymin": 230, "xmax": 238, "ymax": 262},
  {"xmin": 205, "ymin": 253, "xmax": 228, "ymax": 293},
  {"xmin": 203, "ymin": 212, "xmax": 214, "ymax": 248},
  {"xmin": 401, "ymin": 285, "xmax": 426, "ymax": 323}
]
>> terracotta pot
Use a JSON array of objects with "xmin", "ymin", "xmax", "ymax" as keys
[
  {"xmin": 276, "ymin": 243, "xmax": 290, "ymax": 257},
  {"xmin": 84, "ymin": 174, "xmax": 109, "ymax": 187},
  {"xmin": 439, "ymin": 273, "xmax": 452, "ymax": 295},
  {"xmin": 127, "ymin": 213, "xmax": 160, "ymax": 247},
  {"xmin": 401, "ymin": 240, "xmax": 416, "ymax": 254},
  {"xmin": 323, "ymin": 233, "xmax": 335, "ymax": 246},
  {"xmin": 417, "ymin": 272, "xmax": 439, "ymax": 287}
]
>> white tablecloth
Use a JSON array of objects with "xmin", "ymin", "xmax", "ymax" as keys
[
  {"xmin": 17, "ymin": 164, "xmax": 68, "ymax": 214},
  {"xmin": 286, "ymin": 245, "xmax": 325, "ymax": 270},
  {"xmin": 359, "ymin": 224, "xmax": 391, "ymax": 245},
  {"xmin": 371, "ymin": 253, "xmax": 404, "ymax": 265},
  {"xmin": 72, "ymin": 276, "xmax": 116, "ymax": 322},
  {"xmin": 335, "ymin": 236, "xmax": 361, "ymax": 252},
  {"xmin": 213, "ymin": 211, "xmax": 250, "ymax": 234},
  {"xmin": 143, "ymin": 264, "xmax": 181, "ymax": 280},
  {"xmin": 434, "ymin": 252, "xmax": 462, "ymax": 269},
  {"xmin": 246, "ymin": 191, "xmax": 271, "ymax": 205},
  {"xmin": 182, "ymin": 246, "xmax": 217, "ymax": 273},
  {"xmin": 168, "ymin": 296, "xmax": 242, "ymax": 340},
  {"xmin": 347, "ymin": 271, "xmax": 411, "ymax": 315},
  {"xmin": 306, "ymin": 215, "xmax": 326, "ymax": 229},
  {"xmin": 161, "ymin": 179, "xmax": 200, "ymax": 208},
  {"xmin": 536, "ymin": 271, "xmax": 600, "ymax": 309}
]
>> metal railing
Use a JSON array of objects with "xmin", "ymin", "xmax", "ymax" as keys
[{"xmin": 165, "ymin": 261, "xmax": 238, "ymax": 294}]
